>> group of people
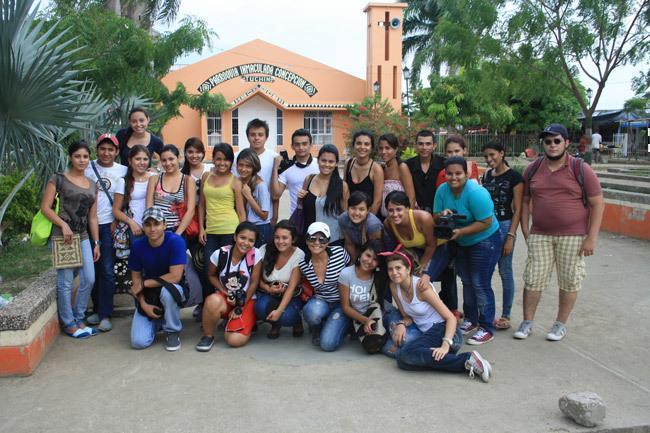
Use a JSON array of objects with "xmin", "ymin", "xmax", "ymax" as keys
[{"xmin": 41, "ymin": 108, "xmax": 605, "ymax": 383}]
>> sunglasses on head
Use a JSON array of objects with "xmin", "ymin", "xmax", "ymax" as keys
[
  {"xmin": 544, "ymin": 138, "xmax": 563, "ymax": 145},
  {"xmin": 307, "ymin": 235, "xmax": 329, "ymax": 245}
]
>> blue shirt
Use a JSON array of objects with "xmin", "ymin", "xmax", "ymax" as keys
[
  {"xmin": 247, "ymin": 180, "xmax": 272, "ymax": 224},
  {"xmin": 129, "ymin": 232, "xmax": 186, "ymax": 278},
  {"xmin": 433, "ymin": 181, "xmax": 499, "ymax": 247}
]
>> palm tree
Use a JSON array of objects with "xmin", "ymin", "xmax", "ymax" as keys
[
  {"xmin": 104, "ymin": 0, "xmax": 181, "ymax": 30},
  {"xmin": 402, "ymin": 0, "xmax": 443, "ymax": 86}
]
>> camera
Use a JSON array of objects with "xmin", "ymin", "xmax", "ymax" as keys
[
  {"xmin": 434, "ymin": 211, "xmax": 467, "ymax": 239},
  {"xmin": 228, "ymin": 289, "xmax": 247, "ymax": 315}
]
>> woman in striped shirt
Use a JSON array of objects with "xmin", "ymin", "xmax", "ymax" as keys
[{"xmin": 299, "ymin": 222, "xmax": 351, "ymax": 351}]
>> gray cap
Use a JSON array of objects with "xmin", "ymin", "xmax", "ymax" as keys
[{"xmin": 142, "ymin": 206, "xmax": 165, "ymax": 223}]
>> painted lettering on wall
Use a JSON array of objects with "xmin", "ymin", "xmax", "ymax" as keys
[{"xmin": 198, "ymin": 63, "xmax": 318, "ymax": 97}]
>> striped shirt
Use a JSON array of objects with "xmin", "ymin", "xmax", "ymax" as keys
[
  {"xmin": 153, "ymin": 173, "xmax": 186, "ymax": 230},
  {"xmin": 299, "ymin": 246, "xmax": 351, "ymax": 303}
]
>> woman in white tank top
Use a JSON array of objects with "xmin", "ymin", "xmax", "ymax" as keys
[{"xmin": 381, "ymin": 248, "xmax": 493, "ymax": 382}]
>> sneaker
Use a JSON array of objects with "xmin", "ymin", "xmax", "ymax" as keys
[
  {"xmin": 86, "ymin": 313, "xmax": 100, "ymax": 325},
  {"xmin": 164, "ymin": 332, "xmax": 181, "ymax": 352},
  {"xmin": 98, "ymin": 318, "xmax": 112, "ymax": 332},
  {"xmin": 513, "ymin": 320, "xmax": 534, "ymax": 339},
  {"xmin": 195, "ymin": 335, "xmax": 214, "ymax": 352},
  {"xmin": 546, "ymin": 321, "xmax": 567, "ymax": 341},
  {"xmin": 467, "ymin": 328, "xmax": 494, "ymax": 345},
  {"xmin": 459, "ymin": 320, "xmax": 478, "ymax": 335},
  {"xmin": 465, "ymin": 351, "xmax": 492, "ymax": 383}
]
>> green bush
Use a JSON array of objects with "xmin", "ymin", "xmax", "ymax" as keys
[{"xmin": 0, "ymin": 173, "xmax": 43, "ymax": 242}]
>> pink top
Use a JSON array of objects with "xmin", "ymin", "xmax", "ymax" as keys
[{"xmin": 524, "ymin": 156, "xmax": 601, "ymax": 236}]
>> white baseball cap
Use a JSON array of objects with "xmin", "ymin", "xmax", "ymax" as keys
[{"xmin": 306, "ymin": 222, "xmax": 330, "ymax": 239}]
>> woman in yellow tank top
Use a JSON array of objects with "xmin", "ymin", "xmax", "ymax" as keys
[{"xmin": 384, "ymin": 190, "xmax": 436, "ymax": 291}]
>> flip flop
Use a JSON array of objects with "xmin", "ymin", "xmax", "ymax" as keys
[
  {"xmin": 65, "ymin": 328, "xmax": 92, "ymax": 339},
  {"xmin": 494, "ymin": 317, "xmax": 511, "ymax": 330}
]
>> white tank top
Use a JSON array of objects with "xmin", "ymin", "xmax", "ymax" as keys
[{"xmin": 396, "ymin": 276, "xmax": 444, "ymax": 332}]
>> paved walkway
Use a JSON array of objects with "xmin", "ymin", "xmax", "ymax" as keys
[{"xmin": 1, "ymin": 232, "xmax": 649, "ymax": 433}]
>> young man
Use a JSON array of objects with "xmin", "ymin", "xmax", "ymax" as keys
[
  {"xmin": 273, "ymin": 128, "xmax": 319, "ymax": 215},
  {"xmin": 405, "ymin": 130, "xmax": 446, "ymax": 213},
  {"xmin": 515, "ymin": 123, "xmax": 604, "ymax": 341},
  {"xmin": 591, "ymin": 128, "xmax": 603, "ymax": 163},
  {"xmin": 129, "ymin": 207, "xmax": 187, "ymax": 351},
  {"xmin": 234, "ymin": 119, "xmax": 280, "ymax": 223},
  {"xmin": 85, "ymin": 133, "xmax": 127, "ymax": 332}
]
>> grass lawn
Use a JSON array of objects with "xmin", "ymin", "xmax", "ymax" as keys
[{"xmin": 0, "ymin": 241, "xmax": 51, "ymax": 296}]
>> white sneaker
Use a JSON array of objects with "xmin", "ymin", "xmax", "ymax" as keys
[
  {"xmin": 98, "ymin": 318, "xmax": 113, "ymax": 332},
  {"xmin": 546, "ymin": 321, "xmax": 567, "ymax": 341},
  {"xmin": 86, "ymin": 313, "xmax": 100, "ymax": 325},
  {"xmin": 513, "ymin": 320, "xmax": 534, "ymax": 339},
  {"xmin": 465, "ymin": 351, "xmax": 492, "ymax": 383}
]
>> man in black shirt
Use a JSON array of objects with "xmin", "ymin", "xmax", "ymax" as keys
[{"xmin": 405, "ymin": 130, "xmax": 446, "ymax": 212}]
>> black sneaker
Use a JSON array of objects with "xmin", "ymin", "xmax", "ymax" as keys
[
  {"xmin": 195, "ymin": 335, "xmax": 214, "ymax": 352},
  {"xmin": 164, "ymin": 332, "xmax": 181, "ymax": 352}
]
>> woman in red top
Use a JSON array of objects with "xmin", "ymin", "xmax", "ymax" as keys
[{"xmin": 436, "ymin": 135, "xmax": 481, "ymax": 187}]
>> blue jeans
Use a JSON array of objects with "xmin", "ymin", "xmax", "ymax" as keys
[
  {"xmin": 254, "ymin": 223, "xmax": 272, "ymax": 248},
  {"xmin": 131, "ymin": 285, "xmax": 185, "ymax": 349},
  {"xmin": 201, "ymin": 233, "xmax": 233, "ymax": 300},
  {"xmin": 396, "ymin": 322, "xmax": 469, "ymax": 372},
  {"xmin": 254, "ymin": 292, "xmax": 303, "ymax": 326},
  {"xmin": 456, "ymin": 230, "xmax": 502, "ymax": 334},
  {"xmin": 302, "ymin": 298, "xmax": 351, "ymax": 352},
  {"xmin": 426, "ymin": 242, "xmax": 458, "ymax": 310},
  {"xmin": 382, "ymin": 308, "xmax": 425, "ymax": 357},
  {"xmin": 497, "ymin": 220, "xmax": 516, "ymax": 318},
  {"xmin": 92, "ymin": 223, "xmax": 115, "ymax": 319},
  {"xmin": 56, "ymin": 238, "xmax": 95, "ymax": 329}
]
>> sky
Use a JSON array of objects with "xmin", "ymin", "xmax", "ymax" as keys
[{"xmin": 164, "ymin": 0, "xmax": 644, "ymax": 110}]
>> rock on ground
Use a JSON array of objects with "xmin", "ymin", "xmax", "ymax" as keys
[{"xmin": 559, "ymin": 391, "xmax": 606, "ymax": 427}]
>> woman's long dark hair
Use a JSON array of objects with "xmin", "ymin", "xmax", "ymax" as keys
[
  {"xmin": 263, "ymin": 219, "xmax": 298, "ymax": 277},
  {"xmin": 120, "ymin": 107, "xmax": 150, "ymax": 152},
  {"xmin": 319, "ymin": 144, "xmax": 343, "ymax": 216},
  {"xmin": 181, "ymin": 137, "xmax": 206, "ymax": 175},
  {"xmin": 123, "ymin": 145, "xmax": 150, "ymax": 209},
  {"xmin": 378, "ymin": 133, "xmax": 401, "ymax": 162},
  {"xmin": 481, "ymin": 140, "xmax": 509, "ymax": 167},
  {"xmin": 356, "ymin": 240, "xmax": 388, "ymax": 308}
]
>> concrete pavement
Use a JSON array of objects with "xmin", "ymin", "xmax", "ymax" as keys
[{"xmin": 1, "ymin": 231, "xmax": 649, "ymax": 433}]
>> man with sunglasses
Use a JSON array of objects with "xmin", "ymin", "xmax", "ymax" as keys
[{"xmin": 514, "ymin": 124, "xmax": 604, "ymax": 342}]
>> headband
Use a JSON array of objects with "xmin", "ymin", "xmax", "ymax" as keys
[{"xmin": 378, "ymin": 244, "xmax": 412, "ymax": 272}]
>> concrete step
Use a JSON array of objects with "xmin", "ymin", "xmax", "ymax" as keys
[
  {"xmin": 603, "ymin": 188, "xmax": 650, "ymax": 205},
  {"xmin": 595, "ymin": 172, "xmax": 650, "ymax": 183},
  {"xmin": 600, "ymin": 180, "xmax": 650, "ymax": 195}
]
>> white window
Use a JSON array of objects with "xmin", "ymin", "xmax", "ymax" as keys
[
  {"xmin": 231, "ymin": 109, "xmax": 239, "ymax": 146},
  {"xmin": 277, "ymin": 108, "xmax": 284, "ymax": 146},
  {"xmin": 207, "ymin": 112, "xmax": 222, "ymax": 147},
  {"xmin": 304, "ymin": 111, "xmax": 332, "ymax": 145}
]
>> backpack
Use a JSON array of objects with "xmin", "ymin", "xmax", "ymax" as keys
[
  {"xmin": 214, "ymin": 245, "xmax": 256, "ymax": 280},
  {"xmin": 525, "ymin": 156, "xmax": 587, "ymax": 207}
]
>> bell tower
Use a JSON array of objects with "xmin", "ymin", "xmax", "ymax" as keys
[{"xmin": 364, "ymin": 2, "xmax": 408, "ymax": 112}]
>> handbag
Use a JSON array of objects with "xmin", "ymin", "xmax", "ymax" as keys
[
  {"xmin": 173, "ymin": 200, "xmax": 200, "ymax": 238},
  {"xmin": 289, "ymin": 204, "xmax": 305, "ymax": 235},
  {"xmin": 299, "ymin": 278, "xmax": 314, "ymax": 303},
  {"xmin": 113, "ymin": 207, "xmax": 132, "ymax": 259},
  {"xmin": 51, "ymin": 234, "xmax": 83, "ymax": 269},
  {"xmin": 30, "ymin": 174, "xmax": 62, "ymax": 246}
]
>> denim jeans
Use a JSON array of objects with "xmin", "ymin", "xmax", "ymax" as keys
[
  {"xmin": 426, "ymin": 242, "xmax": 458, "ymax": 310},
  {"xmin": 56, "ymin": 238, "xmax": 95, "ymax": 329},
  {"xmin": 92, "ymin": 223, "xmax": 115, "ymax": 319},
  {"xmin": 497, "ymin": 220, "xmax": 516, "ymax": 318},
  {"xmin": 201, "ymin": 233, "xmax": 233, "ymax": 300},
  {"xmin": 254, "ymin": 292, "xmax": 303, "ymax": 327},
  {"xmin": 396, "ymin": 322, "xmax": 469, "ymax": 372},
  {"xmin": 456, "ymin": 230, "xmax": 502, "ymax": 334},
  {"xmin": 254, "ymin": 223, "xmax": 272, "ymax": 248},
  {"xmin": 381, "ymin": 308, "xmax": 425, "ymax": 358},
  {"xmin": 131, "ymin": 285, "xmax": 185, "ymax": 349},
  {"xmin": 302, "ymin": 297, "xmax": 351, "ymax": 352}
]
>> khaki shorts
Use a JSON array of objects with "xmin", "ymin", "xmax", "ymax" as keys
[{"xmin": 523, "ymin": 234, "xmax": 586, "ymax": 292}]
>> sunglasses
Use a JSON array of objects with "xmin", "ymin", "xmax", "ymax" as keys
[
  {"xmin": 544, "ymin": 138, "xmax": 563, "ymax": 145},
  {"xmin": 307, "ymin": 235, "xmax": 329, "ymax": 245}
]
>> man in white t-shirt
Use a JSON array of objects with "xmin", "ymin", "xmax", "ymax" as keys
[
  {"xmin": 234, "ymin": 119, "xmax": 279, "ymax": 223},
  {"xmin": 591, "ymin": 130, "xmax": 603, "ymax": 163},
  {"xmin": 273, "ymin": 129, "xmax": 320, "ymax": 215},
  {"xmin": 84, "ymin": 133, "xmax": 128, "ymax": 332}
]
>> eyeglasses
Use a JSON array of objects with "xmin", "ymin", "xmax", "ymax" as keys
[
  {"xmin": 544, "ymin": 138, "xmax": 563, "ymax": 145},
  {"xmin": 306, "ymin": 235, "xmax": 329, "ymax": 245}
]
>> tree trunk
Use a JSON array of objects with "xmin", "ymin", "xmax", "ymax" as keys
[
  {"xmin": 0, "ymin": 168, "xmax": 34, "ymax": 248},
  {"xmin": 104, "ymin": 0, "xmax": 121, "ymax": 15}
]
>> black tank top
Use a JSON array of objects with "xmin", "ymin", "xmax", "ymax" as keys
[
  {"xmin": 345, "ymin": 159, "xmax": 374, "ymax": 204},
  {"xmin": 302, "ymin": 175, "xmax": 317, "ymax": 235}
]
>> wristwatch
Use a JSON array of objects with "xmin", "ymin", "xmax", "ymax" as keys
[
  {"xmin": 442, "ymin": 337, "xmax": 454, "ymax": 346},
  {"xmin": 93, "ymin": 240, "xmax": 101, "ymax": 246}
]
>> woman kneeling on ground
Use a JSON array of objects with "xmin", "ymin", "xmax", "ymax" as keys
[
  {"xmin": 196, "ymin": 222, "xmax": 262, "ymax": 351},
  {"xmin": 382, "ymin": 249, "xmax": 492, "ymax": 382},
  {"xmin": 255, "ymin": 220, "xmax": 305, "ymax": 339},
  {"xmin": 338, "ymin": 240, "xmax": 388, "ymax": 354}
]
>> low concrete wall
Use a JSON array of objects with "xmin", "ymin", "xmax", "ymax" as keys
[
  {"xmin": 0, "ymin": 270, "xmax": 60, "ymax": 377},
  {"xmin": 602, "ymin": 199, "xmax": 650, "ymax": 241}
]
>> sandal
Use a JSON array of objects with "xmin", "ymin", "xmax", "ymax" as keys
[
  {"xmin": 65, "ymin": 328, "xmax": 92, "ymax": 339},
  {"xmin": 494, "ymin": 317, "xmax": 511, "ymax": 330}
]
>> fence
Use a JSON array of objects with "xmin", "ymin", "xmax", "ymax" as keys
[{"xmin": 433, "ymin": 133, "xmax": 538, "ymax": 157}]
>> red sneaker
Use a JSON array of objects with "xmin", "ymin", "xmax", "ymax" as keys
[
  {"xmin": 452, "ymin": 310, "xmax": 463, "ymax": 322},
  {"xmin": 467, "ymin": 327, "xmax": 494, "ymax": 345},
  {"xmin": 459, "ymin": 320, "xmax": 478, "ymax": 335}
]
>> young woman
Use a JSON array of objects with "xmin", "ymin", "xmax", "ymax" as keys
[
  {"xmin": 299, "ymin": 144, "xmax": 349, "ymax": 246},
  {"xmin": 338, "ymin": 241, "xmax": 388, "ymax": 354},
  {"xmin": 345, "ymin": 131, "xmax": 384, "ymax": 215},
  {"xmin": 116, "ymin": 107, "xmax": 163, "ymax": 165},
  {"xmin": 181, "ymin": 137, "xmax": 210, "ymax": 193},
  {"xmin": 145, "ymin": 144, "xmax": 196, "ymax": 233},
  {"xmin": 299, "ymin": 222, "xmax": 352, "ymax": 351},
  {"xmin": 377, "ymin": 133, "xmax": 416, "ymax": 217},
  {"xmin": 113, "ymin": 145, "xmax": 151, "ymax": 242},
  {"xmin": 381, "ymin": 250, "xmax": 492, "ymax": 382},
  {"xmin": 437, "ymin": 134, "xmax": 480, "ymax": 186},
  {"xmin": 434, "ymin": 156, "xmax": 502, "ymax": 345},
  {"xmin": 255, "ymin": 220, "xmax": 305, "ymax": 339},
  {"xmin": 196, "ymin": 222, "xmax": 263, "ymax": 351},
  {"xmin": 338, "ymin": 191, "xmax": 387, "ymax": 261},
  {"xmin": 40, "ymin": 141, "xmax": 100, "ymax": 339},
  {"xmin": 383, "ymin": 191, "xmax": 436, "ymax": 290},
  {"xmin": 481, "ymin": 141, "xmax": 524, "ymax": 330},
  {"xmin": 198, "ymin": 143, "xmax": 246, "ymax": 300},
  {"xmin": 237, "ymin": 148, "xmax": 272, "ymax": 247}
]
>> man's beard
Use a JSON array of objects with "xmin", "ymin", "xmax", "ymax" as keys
[{"xmin": 545, "ymin": 149, "xmax": 566, "ymax": 161}]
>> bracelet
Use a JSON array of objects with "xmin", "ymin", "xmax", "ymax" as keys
[
  {"xmin": 506, "ymin": 233, "xmax": 516, "ymax": 240},
  {"xmin": 442, "ymin": 337, "xmax": 454, "ymax": 346},
  {"xmin": 395, "ymin": 322, "xmax": 405, "ymax": 328}
]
